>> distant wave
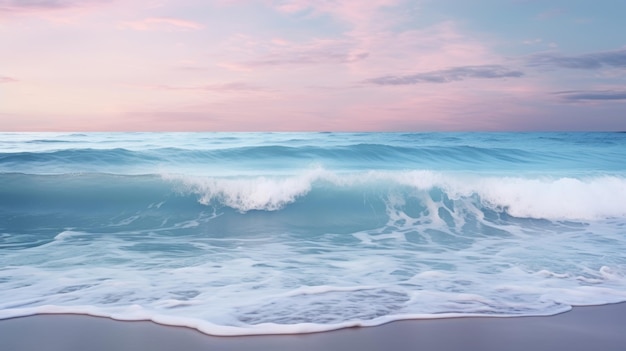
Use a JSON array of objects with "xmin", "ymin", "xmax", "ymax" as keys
[{"xmin": 3, "ymin": 136, "xmax": 624, "ymax": 175}]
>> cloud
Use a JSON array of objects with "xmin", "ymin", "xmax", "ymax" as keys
[
  {"xmin": 365, "ymin": 65, "xmax": 523, "ymax": 85},
  {"xmin": 0, "ymin": 0, "xmax": 112, "ymax": 23},
  {"xmin": 244, "ymin": 51, "xmax": 369, "ymax": 67},
  {"xmin": 221, "ymin": 35, "xmax": 370, "ymax": 70},
  {"xmin": 121, "ymin": 17, "xmax": 204, "ymax": 31},
  {"xmin": 528, "ymin": 48, "xmax": 626, "ymax": 69},
  {"xmin": 0, "ymin": 0, "xmax": 107, "ymax": 13},
  {"xmin": 273, "ymin": 0, "xmax": 400, "ymax": 24},
  {"xmin": 154, "ymin": 82, "xmax": 265, "ymax": 93},
  {"xmin": 535, "ymin": 8, "xmax": 565, "ymax": 20},
  {"xmin": 0, "ymin": 76, "xmax": 17, "ymax": 83},
  {"xmin": 553, "ymin": 90, "xmax": 626, "ymax": 102},
  {"xmin": 523, "ymin": 38, "xmax": 542, "ymax": 45},
  {"xmin": 0, "ymin": 0, "xmax": 75, "ymax": 11}
]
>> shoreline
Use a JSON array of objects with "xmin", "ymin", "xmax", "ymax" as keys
[{"xmin": 2, "ymin": 303, "xmax": 626, "ymax": 351}]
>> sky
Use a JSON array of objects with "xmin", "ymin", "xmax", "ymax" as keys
[{"xmin": 1, "ymin": 0, "xmax": 625, "ymax": 131}]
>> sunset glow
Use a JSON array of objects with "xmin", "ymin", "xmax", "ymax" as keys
[{"xmin": 1, "ymin": 0, "xmax": 625, "ymax": 131}]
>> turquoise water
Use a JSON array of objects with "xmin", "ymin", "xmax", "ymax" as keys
[{"xmin": 1, "ymin": 132, "xmax": 625, "ymax": 335}]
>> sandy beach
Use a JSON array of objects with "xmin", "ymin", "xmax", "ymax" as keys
[{"xmin": 2, "ymin": 302, "xmax": 625, "ymax": 351}]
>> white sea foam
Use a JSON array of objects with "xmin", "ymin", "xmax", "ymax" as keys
[
  {"xmin": 460, "ymin": 176, "xmax": 626, "ymax": 220},
  {"xmin": 0, "ymin": 244, "xmax": 624, "ymax": 334},
  {"xmin": 163, "ymin": 171, "xmax": 321, "ymax": 212},
  {"xmin": 3, "ymin": 201, "xmax": 625, "ymax": 337},
  {"xmin": 53, "ymin": 230, "xmax": 86, "ymax": 241},
  {"xmin": 164, "ymin": 170, "xmax": 626, "ymax": 220}
]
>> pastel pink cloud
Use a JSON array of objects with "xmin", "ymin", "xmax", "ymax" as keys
[
  {"xmin": 121, "ymin": 17, "xmax": 205, "ymax": 31},
  {"xmin": 0, "ymin": 76, "xmax": 17, "ymax": 83}
]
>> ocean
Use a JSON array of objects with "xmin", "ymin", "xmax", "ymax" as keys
[{"xmin": 1, "ymin": 132, "xmax": 625, "ymax": 335}]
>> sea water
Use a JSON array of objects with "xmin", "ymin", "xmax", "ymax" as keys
[{"xmin": 0, "ymin": 132, "xmax": 625, "ymax": 335}]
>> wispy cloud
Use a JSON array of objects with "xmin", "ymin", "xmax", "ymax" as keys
[
  {"xmin": 121, "ymin": 17, "xmax": 204, "ymax": 31},
  {"xmin": 273, "ymin": 0, "xmax": 401, "ymax": 25},
  {"xmin": 553, "ymin": 90, "xmax": 626, "ymax": 102},
  {"xmin": 221, "ymin": 35, "xmax": 370, "ymax": 70},
  {"xmin": 536, "ymin": 8, "xmax": 565, "ymax": 20},
  {"xmin": 0, "ymin": 0, "xmax": 112, "ymax": 23},
  {"xmin": 528, "ymin": 48, "xmax": 626, "ymax": 69},
  {"xmin": 0, "ymin": 0, "xmax": 107, "ymax": 13},
  {"xmin": 523, "ymin": 38, "xmax": 542, "ymax": 45},
  {"xmin": 153, "ymin": 82, "xmax": 265, "ymax": 93},
  {"xmin": 365, "ymin": 65, "xmax": 523, "ymax": 85},
  {"xmin": 244, "ymin": 51, "xmax": 369, "ymax": 67},
  {"xmin": 0, "ymin": 76, "xmax": 17, "ymax": 83}
]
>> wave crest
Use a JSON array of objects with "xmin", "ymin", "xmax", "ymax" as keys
[
  {"xmin": 164, "ymin": 170, "xmax": 626, "ymax": 220},
  {"xmin": 163, "ymin": 172, "xmax": 319, "ymax": 212}
]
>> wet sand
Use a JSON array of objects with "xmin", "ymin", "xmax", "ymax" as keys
[{"xmin": 2, "ymin": 303, "xmax": 626, "ymax": 351}]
